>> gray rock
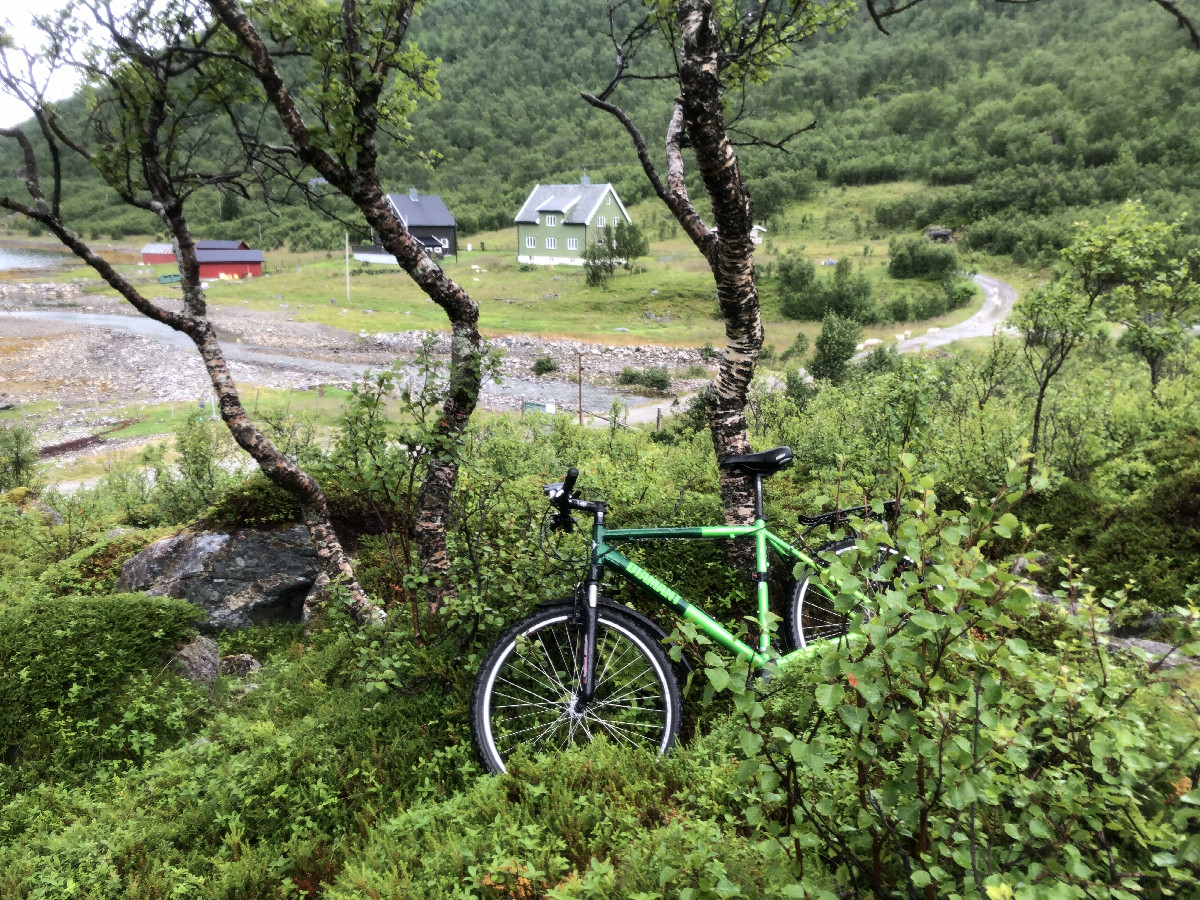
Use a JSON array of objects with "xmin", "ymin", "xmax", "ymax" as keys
[
  {"xmin": 1109, "ymin": 636, "xmax": 1199, "ymax": 668},
  {"xmin": 173, "ymin": 636, "xmax": 219, "ymax": 690},
  {"xmin": 116, "ymin": 524, "xmax": 321, "ymax": 629},
  {"xmin": 219, "ymin": 653, "xmax": 262, "ymax": 677}
]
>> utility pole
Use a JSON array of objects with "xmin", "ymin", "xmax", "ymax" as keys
[
  {"xmin": 577, "ymin": 353, "xmax": 583, "ymax": 426},
  {"xmin": 344, "ymin": 231, "xmax": 351, "ymax": 307}
]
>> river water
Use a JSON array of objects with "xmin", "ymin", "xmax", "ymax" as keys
[
  {"xmin": 0, "ymin": 309, "xmax": 658, "ymax": 415},
  {"xmin": 0, "ymin": 247, "xmax": 73, "ymax": 270}
]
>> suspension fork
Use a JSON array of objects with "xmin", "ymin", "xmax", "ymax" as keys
[{"xmin": 577, "ymin": 510, "xmax": 607, "ymax": 708}]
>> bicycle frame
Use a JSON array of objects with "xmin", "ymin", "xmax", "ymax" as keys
[{"xmin": 590, "ymin": 516, "xmax": 832, "ymax": 671}]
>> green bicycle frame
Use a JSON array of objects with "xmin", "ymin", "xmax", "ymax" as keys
[{"xmin": 593, "ymin": 518, "xmax": 835, "ymax": 670}]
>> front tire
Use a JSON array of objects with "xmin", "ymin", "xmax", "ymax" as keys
[{"xmin": 471, "ymin": 603, "xmax": 682, "ymax": 774}]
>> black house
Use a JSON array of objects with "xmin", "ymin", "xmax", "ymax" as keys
[{"xmin": 386, "ymin": 188, "xmax": 458, "ymax": 258}]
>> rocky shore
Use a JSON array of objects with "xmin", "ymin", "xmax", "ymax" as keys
[{"xmin": 0, "ymin": 282, "xmax": 714, "ymax": 449}]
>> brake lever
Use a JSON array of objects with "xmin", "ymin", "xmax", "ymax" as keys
[{"xmin": 550, "ymin": 511, "xmax": 577, "ymax": 533}]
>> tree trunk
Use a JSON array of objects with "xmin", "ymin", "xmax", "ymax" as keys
[
  {"xmin": 210, "ymin": 0, "xmax": 484, "ymax": 609},
  {"xmin": 678, "ymin": 0, "xmax": 761, "ymax": 524}
]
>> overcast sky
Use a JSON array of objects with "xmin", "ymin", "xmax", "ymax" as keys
[{"xmin": 1, "ymin": 0, "xmax": 84, "ymax": 129}]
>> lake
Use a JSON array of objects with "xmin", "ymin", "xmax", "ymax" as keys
[{"xmin": 0, "ymin": 246, "xmax": 73, "ymax": 270}]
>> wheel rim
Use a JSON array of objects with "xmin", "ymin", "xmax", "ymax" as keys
[
  {"xmin": 480, "ymin": 614, "xmax": 672, "ymax": 770},
  {"xmin": 797, "ymin": 582, "xmax": 853, "ymax": 645}
]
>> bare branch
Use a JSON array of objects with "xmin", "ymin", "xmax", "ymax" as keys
[{"xmin": 728, "ymin": 119, "xmax": 817, "ymax": 150}]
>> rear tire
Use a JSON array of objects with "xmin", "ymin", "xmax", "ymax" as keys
[
  {"xmin": 785, "ymin": 540, "xmax": 900, "ymax": 649},
  {"xmin": 471, "ymin": 602, "xmax": 682, "ymax": 774}
]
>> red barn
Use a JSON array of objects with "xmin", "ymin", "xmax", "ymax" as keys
[
  {"xmin": 197, "ymin": 248, "xmax": 264, "ymax": 279},
  {"xmin": 141, "ymin": 242, "xmax": 175, "ymax": 264}
]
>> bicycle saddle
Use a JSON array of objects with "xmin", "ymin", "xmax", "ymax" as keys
[{"xmin": 718, "ymin": 446, "xmax": 794, "ymax": 476}]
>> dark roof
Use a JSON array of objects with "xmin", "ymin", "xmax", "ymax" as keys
[
  {"xmin": 386, "ymin": 192, "xmax": 457, "ymax": 228},
  {"xmin": 196, "ymin": 239, "xmax": 249, "ymax": 250},
  {"xmin": 515, "ymin": 183, "xmax": 629, "ymax": 225},
  {"xmin": 196, "ymin": 249, "xmax": 264, "ymax": 263}
]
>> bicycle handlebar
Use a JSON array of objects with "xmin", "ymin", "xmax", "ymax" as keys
[
  {"xmin": 561, "ymin": 467, "xmax": 579, "ymax": 505},
  {"xmin": 798, "ymin": 499, "xmax": 898, "ymax": 530}
]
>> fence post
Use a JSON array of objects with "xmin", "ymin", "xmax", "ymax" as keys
[
  {"xmin": 578, "ymin": 353, "xmax": 583, "ymax": 427},
  {"xmin": 656, "ymin": 407, "xmax": 662, "ymax": 431}
]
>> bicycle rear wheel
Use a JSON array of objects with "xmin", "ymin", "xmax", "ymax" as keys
[
  {"xmin": 786, "ymin": 540, "xmax": 896, "ymax": 649},
  {"xmin": 471, "ymin": 603, "xmax": 682, "ymax": 774}
]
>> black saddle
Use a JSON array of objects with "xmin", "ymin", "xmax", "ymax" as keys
[{"xmin": 718, "ymin": 446, "xmax": 794, "ymax": 476}]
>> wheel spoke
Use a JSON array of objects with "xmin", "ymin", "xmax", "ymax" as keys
[{"xmin": 476, "ymin": 610, "xmax": 677, "ymax": 772}]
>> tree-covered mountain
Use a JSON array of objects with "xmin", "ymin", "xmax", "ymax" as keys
[{"xmin": 4, "ymin": 0, "xmax": 1198, "ymax": 259}]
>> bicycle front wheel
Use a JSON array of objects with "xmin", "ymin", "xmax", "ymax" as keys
[{"xmin": 471, "ymin": 603, "xmax": 682, "ymax": 775}]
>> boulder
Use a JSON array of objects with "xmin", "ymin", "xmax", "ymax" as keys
[
  {"xmin": 116, "ymin": 524, "xmax": 322, "ymax": 629},
  {"xmin": 173, "ymin": 636, "xmax": 219, "ymax": 690},
  {"xmin": 220, "ymin": 653, "xmax": 263, "ymax": 677}
]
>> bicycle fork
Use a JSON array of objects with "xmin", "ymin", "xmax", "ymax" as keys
[{"xmin": 575, "ymin": 564, "xmax": 602, "ymax": 711}]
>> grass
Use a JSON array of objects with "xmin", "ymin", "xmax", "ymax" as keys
[{"xmin": 0, "ymin": 183, "xmax": 1040, "ymax": 348}]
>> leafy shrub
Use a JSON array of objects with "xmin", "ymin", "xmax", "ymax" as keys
[
  {"xmin": 675, "ymin": 363, "xmax": 709, "ymax": 379},
  {"xmin": 698, "ymin": 342, "xmax": 717, "ymax": 360},
  {"xmin": 0, "ymin": 594, "xmax": 203, "ymax": 781},
  {"xmin": 618, "ymin": 366, "xmax": 672, "ymax": 392},
  {"xmin": 779, "ymin": 331, "xmax": 810, "ymax": 363},
  {"xmin": 808, "ymin": 312, "xmax": 862, "ymax": 384},
  {"xmin": 532, "ymin": 355, "xmax": 559, "ymax": 376},
  {"xmin": 0, "ymin": 423, "xmax": 38, "ymax": 493},
  {"xmin": 780, "ymin": 256, "xmax": 873, "ymax": 322},
  {"xmin": 705, "ymin": 465, "xmax": 1200, "ymax": 896},
  {"xmin": 37, "ymin": 530, "xmax": 163, "ymax": 597},
  {"xmin": 887, "ymin": 235, "xmax": 959, "ymax": 280},
  {"xmin": 203, "ymin": 472, "xmax": 303, "ymax": 529}
]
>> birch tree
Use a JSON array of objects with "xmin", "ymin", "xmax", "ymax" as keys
[
  {"xmin": 205, "ymin": 0, "xmax": 485, "ymax": 609},
  {"xmin": 0, "ymin": 0, "xmax": 384, "ymax": 623},
  {"xmin": 583, "ymin": 0, "xmax": 1198, "ymax": 526}
]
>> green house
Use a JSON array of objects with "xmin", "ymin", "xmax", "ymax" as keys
[{"xmin": 514, "ymin": 176, "xmax": 632, "ymax": 266}]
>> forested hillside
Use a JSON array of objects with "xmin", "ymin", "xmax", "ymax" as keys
[{"xmin": 5, "ymin": 0, "xmax": 1199, "ymax": 260}]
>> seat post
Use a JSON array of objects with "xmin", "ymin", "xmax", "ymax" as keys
[{"xmin": 753, "ymin": 475, "xmax": 764, "ymax": 521}]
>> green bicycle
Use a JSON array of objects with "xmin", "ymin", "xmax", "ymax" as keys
[{"xmin": 470, "ymin": 446, "xmax": 897, "ymax": 774}]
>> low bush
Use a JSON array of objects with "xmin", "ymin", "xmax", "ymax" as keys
[
  {"xmin": 0, "ymin": 594, "xmax": 203, "ymax": 785},
  {"xmin": 203, "ymin": 472, "xmax": 303, "ymax": 530},
  {"xmin": 37, "ymin": 530, "xmax": 164, "ymax": 597},
  {"xmin": 618, "ymin": 366, "xmax": 672, "ymax": 392},
  {"xmin": 532, "ymin": 356, "xmax": 559, "ymax": 376}
]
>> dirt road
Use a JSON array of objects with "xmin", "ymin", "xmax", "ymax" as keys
[{"xmin": 896, "ymin": 274, "xmax": 1018, "ymax": 351}]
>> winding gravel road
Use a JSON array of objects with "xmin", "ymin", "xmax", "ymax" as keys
[
  {"xmin": 623, "ymin": 273, "xmax": 1020, "ymax": 423},
  {"xmin": 896, "ymin": 273, "xmax": 1018, "ymax": 351}
]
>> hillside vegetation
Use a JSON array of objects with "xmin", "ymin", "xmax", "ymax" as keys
[{"xmin": 4, "ymin": 0, "xmax": 1199, "ymax": 264}]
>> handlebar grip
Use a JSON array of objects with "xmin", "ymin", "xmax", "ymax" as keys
[{"xmin": 561, "ymin": 467, "xmax": 579, "ymax": 502}]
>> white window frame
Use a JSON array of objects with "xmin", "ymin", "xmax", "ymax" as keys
[
  {"xmin": 439, "ymin": 237, "xmax": 449, "ymax": 249},
  {"xmin": 546, "ymin": 237, "xmax": 557, "ymax": 249},
  {"xmin": 525, "ymin": 236, "xmax": 536, "ymax": 249},
  {"xmin": 545, "ymin": 215, "xmax": 556, "ymax": 226},
  {"xmin": 597, "ymin": 216, "xmax": 606, "ymax": 227},
  {"xmin": 606, "ymin": 195, "xmax": 612, "ymax": 205},
  {"xmin": 567, "ymin": 238, "xmax": 578, "ymax": 251}
]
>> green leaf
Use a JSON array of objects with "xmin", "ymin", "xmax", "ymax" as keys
[
  {"xmin": 706, "ymin": 667, "xmax": 730, "ymax": 692},
  {"xmin": 815, "ymin": 683, "xmax": 845, "ymax": 711},
  {"xmin": 740, "ymin": 728, "xmax": 764, "ymax": 757}
]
